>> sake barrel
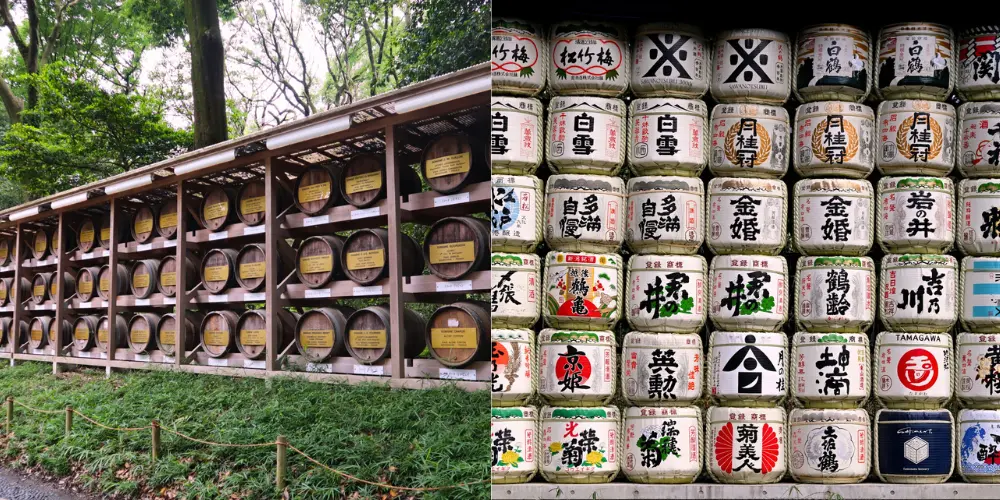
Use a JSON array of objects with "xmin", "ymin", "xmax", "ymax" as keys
[
  {"xmin": 621, "ymin": 332, "xmax": 703, "ymax": 405},
  {"xmin": 0, "ymin": 237, "xmax": 13, "ymax": 266},
  {"xmin": 341, "ymin": 230, "xmax": 422, "ymax": 285},
  {"xmin": 788, "ymin": 408, "xmax": 870, "ymax": 484},
  {"xmin": 793, "ymin": 178, "xmax": 874, "ymax": 256},
  {"xmin": 627, "ymin": 98, "xmax": 708, "ymax": 177},
  {"xmin": 47, "ymin": 271, "xmax": 75, "ymax": 302},
  {"xmin": 491, "ymin": 174, "xmax": 543, "ymax": 253},
  {"xmin": 30, "ymin": 273, "xmax": 50, "ymax": 304},
  {"xmin": 97, "ymin": 213, "xmax": 127, "ymax": 249},
  {"xmin": 793, "ymin": 24, "xmax": 873, "ymax": 103},
  {"xmin": 127, "ymin": 312, "xmax": 160, "ymax": 354},
  {"xmin": 542, "ymin": 252, "xmax": 622, "ymax": 330},
  {"xmin": 876, "ymin": 100, "xmax": 956, "ymax": 176},
  {"xmin": 425, "ymin": 301, "xmax": 489, "ymax": 367},
  {"xmin": 131, "ymin": 205, "xmax": 156, "ymax": 244},
  {"xmin": 876, "ymin": 331, "xmax": 953, "ymax": 408},
  {"xmin": 293, "ymin": 165, "xmax": 342, "ymax": 215},
  {"xmin": 958, "ymin": 103, "xmax": 1000, "ymax": 177},
  {"xmin": 875, "ymin": 409, "xmax": 954, "ymax": 483},
  {"xmin": 960, "ymin": 179, "xmax": 1000, "ymax": 256},
  {"xmin": 708, "ymin": 104, "xmax": 790, "ymax": 178},
  {"xmin": 200, "ymin": 248, "xmax": 238, "ymax": 294},
  {"xmin": 156, "ymin": 255, "xmax": 196, "ymax": 298},
  {"xmin": 77, "ymin": 217, "xmax": 97, "ymax": 253},
  {"xmin": 96, "ymin": 263, "xmax": 129, "ymax": 301},
  {"xmin": 339, "ymin": 154, "xmax": 420, "ymax": 208},
  {"xmin": 344, "ymin": 305, "xmax": 425, "ymax": 364},
  {"xmin": 421, "ymin": 132, "xmax": 487, "ymax": 194},
  {"xmin": 957, "ymin": 26, "xmax": 1000, "ymax": 101},
  {"xmin": 96, "ymin": 314, "xmax": 128, "ymax": 353},
  {"xmin": 877, "ymin": 176, "xmax": 955, "ymax": 254},
  {"xmin": 711, "ymin": 29, "xmax": 791, "ymax": 104},
  {"xmin": 235, "ymin": 180, "xmax": 267, "ymax": 226},
  {"xmin": 957, "ymin": 409, "xmax": 1000, "ymax": 482},
  {"xmin": 81, "ymin": 265, "xmax": 105, "ymax": 301},
  {"xmin": 235, "ymin": 243, "xmax": 281, "ymax": 292},
  {"xmin": 631, "ymin": 23, "xmax": 710, "ymax": 98},
  {"xmin": 155, "ymin": 198, "xmax": 182, "ymax": 239},
  {"xmin": 539, "ymin": 329, "xmax": 615, "ymax": 405},
  {"xmin": 622, "ymin": 406, "xmax": 702, "ymax": 483},
  {"xmin": 490, "ymin": 97, "xmax": 544, "ymax": 175},
  {"xmin": 27, "ymin": 316, "xmax": 50, "ymax": 349},
  {"xmin": 236, "ymin": 309, "xmax": 296, "ymax": 361},
  {"xmin": 709, "ymin": 254, "xmax": 788, "ymax": 332},
  {"xmin": 296, "ymin": 235, "xmax": 345, "ymax": 287},
  {"xmin": 71, "ymin": 315, "xmax": 98, "ymax": 352},
  {"xmin": 876, "ymin": 23, "xmax": 955, "ymax": 101},
  {"xmin": 491, "ymin": 406, "xmax": 539, "ymax": 484},
  {"xmin": 540, "ymin": 406, "xmax": 620, "ymax": 483},
  {"xmin": 880, "ymin": 254, "xmax": 958, "ymax": 332},
  {"xmin": 423, "ymin": 217, "xmax": 490, "ymax": 280},
  {"xmin": 155, "ymin": 313, "xmax": 200, "ymax": 358},
  {"xmin": 706, "ymin": 406, "xmax": 787, "ymax": 484},
  {"xmin": 545, "ymin": 96, "xmax": 626, "ymax": 175},
  {"xmin": 198, "ymin": 186, "xmax": 236, "ymax": 231},
  {"xmin": 956, "ymin": 333, "xmax": 1000, "ymax": 407},
  {"xmin": 792, "ymin": 332, "xmax": 869, "ymax": 408},
  {"xmin": 707, "ymin": 177, "xmax": 787, "ymax": 255},
  {"xmin": 548, "ymin": 21, "xmax": 629, "ymax": 97},
  {"xmin": 201, "ymin": 310, "xmax": 240, "ymax": 358},
  {"xmin": 793, "ymin": 101, "xmax": 876, "ymax": 178},
  {"xmin": 491, "ymin": 18, "xmax": 546, "ymax": 96},
  {"xmin": 30, "ymin": 229, "xmax": 47, "ymax": 260},
  {"xmin": 625, "ymin": 176, "xmax": 704, "ymax": 254},
  {"xmin": 795, "ymin": 256, "xmax": 876, "ymax": 333},
  {"xmin": 490, "ymin": 252, "xmax": 541, "ymax": 329},
  {"xmin": 129, "ymin": 259, "xmax": 159, "ymax": 299},
  {"xmin": 709, "ymin": 331, "xmax": 788, "ymax": 406},
  {"xmin": 544, "ymin": 174, "xmax": 625, "ymax": 253},
  {"xmin": 625, "ymin": 254, "xmax": 707, "ymax": 334},
  {"xmin": 962, "ymin": 257, "xmax": 1000, "ymax": 332},
  {"xmin": 491, "ymin": 329, "xmax": 536, "ymax": 406}
]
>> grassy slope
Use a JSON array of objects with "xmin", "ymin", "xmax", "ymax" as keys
[{"xmin": 0, "ymin": 363, "xmax": 488, "ymax": 499}]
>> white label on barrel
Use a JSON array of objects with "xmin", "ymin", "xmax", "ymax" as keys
[
  {"xmin": 134, "ymin": 353, "xmax": 150, "ymax": 362},
  {"xmin": 797, "ymin": 263, "xmax": 874, "ymax": 328},
  {"xmin": 304, "ymin": 288, "xmax": 331, "ymax": 299},
  {"xmin": 714, "ymin": 37, "xmax": 788, "ymax": 100},
  {"xmin": 208, "ymin": 232, "xmax": 227, "ymax": 241},
  {"xmin": 306, "ymin": 363, "xmax": 334, "ymax": 373},
  {"xmin": 710, "ymin": 333, "xmax": 787, "ymax": 400},
  {"xmin": 439, "ymin": 368, "xmax": 477, "ymax": 381},
  {"xmin": 797, "ymin": 190, "xmax": 873, "ymax": 250},
  {"xmin": 164, "ymin": 297, "xmax": 176, "ymax": 305},
  {"xmin": 877, "ymin": 333, "xmax": 951, "ymax": 399},
  {"xmin": 350, "ymin": 207, "xmax": 380, "ymax": 220},
  {"xmin": 303, "ymin": 215, "xmax": 330, "ymax": 227},
  {"xmin": 960, "ymin": 110, "xmax": 1000, "ymax": 172},
  {"xmin": 710, "ymin": 262, "xmax": 786, "ymax": 329},
  {"xmin": 244, "ymin": 360, "xmax": 265, "ymax": 369},
  {"xmin": 434, "ymin": 192, "xmax": 471, "ymax": 207},
  {"xmin": 77, "ymin": 351, "xmax": 91, "ymax": 358},
  {"xmin": 437, "ymin": 280, "xmax": 473, "ymax": 292},
  {"xmin": 163, "ymin": 356, "xmax": 175, "ymax": 364},
  {"xmin": 208, "ymin": 294, "xmax": 227, "ymax": 303},
  {"xmin": 136, "ymin": 243, "xmax": 152, "ymax": 251},
  {"xmin": 880, "ymin": 181, "xmax": 953, "ymax": 248},
  {"xmin": 208, "ymin": 357, "xmax": 228, "ymax": 367},
  {"xmin": 710, "ymin": 110, "xmax": 789, "ymax": 175},
  {"xmin": 354, "ymin": 364, "xmax": 384, "ymax": 376},
  {"xmin": 244, "ymin": 293, "xmax": 264, "ymax": 302},
  {"xmin": 135, "ymin": 299, "xmax": 149, "ymax": 306},
  {"xmin": 709, "ymin": 191, "xmax": 784, "ymax": 250},
  {"xmin": 878, "ymin": 104, "xmax": 954, "ymax": 168},
  {"xmin": 623, "ymin": 410, "xmax": 701, "ymax": 481},
  {"xmin": 491, "ymin": 101, "xmax": 541, "ymax": 167},
  {"xmin": 548, "ymin": 105, "xmax": 623, "ymax": 165},
  {"xmin": 882, "ymin": 262, "xmax": 956, "ymax": 323},
  {"xmin": 627, "ymin": 190, "xmax": 703, "ymax": 248},
  {"xmin": 626, "ymin": 263, "xmax": 705, "ymax": 332},
  {"xmin": 164, "ymin": 240, "xmax": 176, "ymax": 248},
  {"xmin": 492, "ymin": 26, "xmax": 544, "ymax": 87},
  {"xmin": 540, "ymin": 341, "xmax": 614, "ymax": 399},
  {"xmin": 794, "ymin": 334, "xmax": 867, "ymax": 402},
  {"xmin": 630, "ymin": 103, "xmax": 706, "ymax": 168},
  {"xmin": 958, "ymin": 334, "xmax": 1000, "ymax": 401},
  {"xmin": 353, "ymin": 286, "xmax": 383, "ymax": 296},
  {"xmin": 243, "ymin": 225, "xmax": 265, "ymax": 236},
  {"xmin": 960, "ymin": 183, "xmax": 1000, "ymax": 254}
]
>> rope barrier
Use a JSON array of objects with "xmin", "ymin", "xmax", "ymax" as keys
[
  {"xmin": 70, "ymin": 410, "xmax": 150, "ymax": 433},
  {"xmin": 12, "ymin": 400, "xmax": 63, "ymax": 415},
  {"xmin": 158, "ymin": 427, "xmax": 275, "ymax": 449}
]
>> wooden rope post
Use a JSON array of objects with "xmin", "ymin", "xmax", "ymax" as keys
[
  {"xmin": 5, "ymin": 396, "xmax": 10, "ymax": 436},
  {"xmin": 276, "ymin": 434, "xmax": 287, "ymax": 490},
  {"xmin": 151, "ymin": 420, "xmax": 160, "ymax": 461},
  {"xmin": 64, "ymin": 405, "xmax": 72, "ymax": 438}
]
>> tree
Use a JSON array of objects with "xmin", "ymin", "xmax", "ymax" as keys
[{"xmin": 396, "ymin": 0, "xmax": 488, "ymax": 85}]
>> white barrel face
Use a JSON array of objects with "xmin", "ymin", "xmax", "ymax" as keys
[
  {"xmin": 788, "ymin": 409, "xmax": 870, "ymax": 483},
  {"xmin": 957, "ymin": 103, "xmax": 1000, "ymax": 177},
  {"xmin": 544, "ymin": 175, "xmax": 626, "ymax": 253},
  {"xmin": 492, "ymin": 407, "xmax": 538, "ymax": 484},
  {"xmin": 492, "ymin": 19, "xmax": 547, "ymax": 96},
  {"xmin": 792, "ymin": 332, "xmax": 869, "ymax": 408},
  {"xmin": 546, "ymin": 97, "xmax": 627, "ymax": 175},
  {"xmin": 492, "ymin": 175, "xmax": 544, "ymax": 253},
  {"xmin": 543, "ymin": 252, "xmax": 622, "ymax": 330},
  {"xmin": 956, "ymin": 333, "xmax": 1000, "ymax": 407},
  {"xmin": 707, "ymin": 177, "xmax": 787, "ymax": 255},
  {"xmin": 491, "ymin": 98, "xmax": 544, "ymax": 175},
  {"xmin": 959, "ymin": 179, "xmax": 1000, "ymax": 256},
  {"xmin": 538, "ymin": 329, "xmax": 616, "ymax": 405},
  {"xmin": 879, "ymin": 254, "xmax": 958, "ymax": 332},
  {"xmin": 621, "ymin": 332, "xmax": 703, "ymax": 404},
  {"xmin": 876, "ymin": 100, "xmax": 956, "ymax": 176},
  {"xmin": 793, "ymin": 24, "xmax": 872, "ymax": 103},
  {"xmin": 793, "ymin": 101, "xmax": 876, "ymax": 178},
  {"xmin": 795, "ymin": 257, "xmax": 876, "ymax": 333},
  {"xmin": 540, "ymin": 406, "xmax": 621, "ymax": 483},
  {"xmin": 876, "ymin": 332, "xmax": 953, "ymax": 408},
  {"xmin": 710, "ymin": 255, "xmax": 788, "ymax": 332},
  {"xmin": 957, "ymin": 409, "xmax": 1000, "ymax": 481},
  {"xmin": 491, "ymin": 253, "xmax": 541, "ymax": 329},
  {"xmin": 711, "ymin": 29, "xmax": 791, "ymax": 104},
  {"xmin": 877, "ymin": 176, "xmax": 954, "ymax": 254},
  {"xmin": 876, "ymin": 23, "xmax": 955, "ymax": 101},
  {"xmin": 709, "ymin": 331, "xmax": 787, "ymax": 406},
  {"xmin": 707, "ymin": 407, "xmax": 787, "ymax": 484},
  {"xmin": 623, "ymin": 407, "xmax": 702, "ymax": 483},
  {"xmin": 548, "ymin": 23, "xmax": 629, "ymax": 97},
  {"xmin": 625, "ymin": 255, "xmax": 707, "ymax": 334},
  {"xmin": 709, "ymin": 104, "xmax": 790, "ymax": 178},
  {"xmin": 631, "ymin": 24, "xmax": 710, "ymax": 98},
  {"xmin": 628, "ymin": 98, "xmax": 708, "ymax": 176},
  {"xmin": 491, "ymin": 329, "xmax": 535, "ymax": 405},
  {"xmin": 957, "ymin": 27, "xmax": 1000, "ymax": 101},
  {"xmin": 625, "ymin": 176, "xmax": 704, "ymax": 255},
  {"xmin": 793, "ymin": 179, "xmax": 874, "ymax": 256}
]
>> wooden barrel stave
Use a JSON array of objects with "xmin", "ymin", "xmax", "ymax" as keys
[
  {"xmin": 199, "ymin": 187, "xmax": 237, "ymax": 232},
  {"xmin": 201, "ymin": 248, "xmax": 239, "ymax": 294},
  {"xmin": 235, "ymin": 309, "xmax": 297, "ymax": 360},
  {"xmin": 295, "ymin": 236, "xmax": 345, "ymax": 288},
  {"xmin": 128, "ymin": 312, "xmax": 161, "ymax": 354},
  {"xmin": 98, "ymin": 214, "xmax": 128, "ymax": 249},
  {"xmin": 341, "ymin": 229, "xmax": 424, "ymax": 285},
  {"xmin": 72, "ymin": 315, "xmax": 100, "ymax": 351},
  {"xmin": 48, "ymin": 318, "xmax": 72, "ymax": 349},
  {"xmin": 201, "ymin": 310, "xmax": 241, "ymax": 358},
  {"xmin": 30, "ymin": 230, "xmax": 48, "ymax": 260},
  {"xmin": 157, "ymin": 255, "xmax": 198, "ymax": 297},
  {"xmin": 338, "ymin": 154, "xmax": 423, "ymax": 208},
  {"xmin": 235, "ymin": 243, "xmax": 294, "ymax": 292},
  {"xmin": 155, "ymin": 198, "xmax": 184, "ymax": 239},
  {"xmin": 75, "ymin": 267, "xmax": 101, "ymax": 302},
  {"xmin": 132, "ymin": 206, "xmax": 157, "ymax": 243},
  {"xmin": 156, "ymin": 312, "xmax": 201, "ymax": 357},
  {"xmin": 236, "ymin": 180, "xmax": 269, "ymax": 226},
  {"xmin": 96, "ymin": 315, "xmax": 129, "ymax": 353},
  {"xmin": 48, "ymin": 271, "xmax": 76, "ymax": 302},
  {"xmin": 423, "ymin": 216, "xmax": 490, "ymax": 280},
  {"xmin": 77, "ymin": 218, "xmax": 98, "ymax": 253},
  {"xmin": 0, "ymin": 237, "xmax": 13, "ymax": 266},
  {"xmin": 293, "ymin": 165, "xmax": 344, "ymax": 215},
  {"xmin": 31, "ymin": 272, "xmax": 51, "ymax": 304},
  {"xmin": 294, "ymin": 307, "xmax": 354, "ymax": 363},
  {"xmin": 421, "ymin": 132, "xmax": 486, "ymax": 194},
  {"xmin": 0, "ymin": 276, "xmax": 28, "ymax": 306},
  {"xmin": 27, "ymin": 316, "xmax": 51, "ymax": 350},
  {"xmin": 130, "ymin": 259, "xmax": 160, "ymax": 298},
  {"xmin": 97, "ymin": 264, "xmax": 130, "ymax": 301},
  {"xmin": 345, "ymin": 305, "xmax": 426, "ymax": 364},
  {"xmin": 425, "ymin": 301, "xmax": 490, "ymax": 367}
]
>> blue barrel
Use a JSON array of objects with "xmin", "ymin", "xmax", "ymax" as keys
[{"xmin": 875, "ymin": 409, "xmax": 953, "ymax": 483}]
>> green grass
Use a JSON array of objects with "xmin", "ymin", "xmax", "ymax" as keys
[{"xmin": 0, "ymin": 362, "xmax": 489, "ymax": 499}]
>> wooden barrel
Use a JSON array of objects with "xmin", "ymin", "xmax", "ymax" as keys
[
  {"xmin": 345, "ymin": 305, "xmax": 426, "ymax": 365},
  {"xmin": 0, "ymin": 276, "xmax": 27, "ymax": 306},
  {"xmin": 157, "ymin": 255, "xmax": 197, "ymax": 297},
  {"xmin": 30, "ymin": 230, "xmax": 48, "ymax": 260},
  {"xmin": 199, "ymin": 186, "xmax": 236, "ymax": 231},
  {"xmin": 1, "ymin": 319, "xmax": 27, "ymax": 352},
  {"xmin": 51, "ymin": 228, "xmax": 70, "ymax": 255},
  {"xmin": 423, "ymin": 217, "xmax": 490, "ymax": 280},
  {"xmin": 75, "ymin": 267, "xmax": 100, "ymax": 302},
  {"xmin": 97, "ymin": 263, "xmax": 130, "ymax": 301},
  {"xmin": 421, "ymin": 132, "xmax": 485, "ymax": 194},
  {"xmin": 234, "ymin": 243, "xmax": 293, "ymax": 292},
  {"xmin": 98, "ymin": 214, "xmax": 127, "ymax": 249},
  {"xmin": 48, "ymin": 271, "xmax": 76, "ymax": 302},
  {"xmin": 338, "ymin": 154, "xmax": 422, "ymax": 207},
  {"xmin": 425, "ymin": 301, "xmax": 490, "ymax": 367},
  {"xmin": 342, "ymin": 229, "xmax": 423, "ymax": 285},
  {"xmin": 156, "ymin": 312, "xmax": 201, "ymax": 357},
  {"xmin": 201, "ymin": 310, "xmax": 240, "ymax": 358},
  {"xmin": 72, "ymin": 315, "xmax": 99, "ymax": 351},
  {"xmin": 201, "ymin": 248, "xmax": 239, "ymax": 294},
  {"xmin": 77, "ymin": 217, "xmax": 98, "ymax": 253},
  {"xmin": 96, "ymin": 315, "xmax": 128, "ymax": 353},
  {"xmin": 132, "ymin": 205, "xmax": 157, "ymax": 243},
  {"xmin": 130, "ymin": 259, "xmax": 160, "ymax": 298},
  {"xmin": 156, "ymin": 198, "xmax": 181, "ymax": 239},
  {"xmin": 27, "ymin": 316, "xmax": 51, "ymax": 349},
  {"xmin": 128, "ymin": 312, "xmax": 161, "ymax": 354},
  {"xmin": 294, "ymin": 165, "xmax": 343, "ymax": 215},
  {"xmin": 31, "ymin": 272, "xmax": 51, "ymax": 304},
  {"xmin": 0, "ymin": 237, "xmax": 13, "ymax": 266},
  {"xmin": 294, "ymin": 306, "xmax": 353, "ymax": 363},
  {"xmin": 48, "ymin": 317, "xmax": 71, "ymax": 349},
  {"xmin": 295, "ymin": 236, "xmax": 345, "ymax": 288},
  {"xmin": 235, "ymin": 309, "xmax": 297, "ymax": 360},
  {"xmin": 236, "ymin": 180, "xmax": 267, "ymax": 226}
]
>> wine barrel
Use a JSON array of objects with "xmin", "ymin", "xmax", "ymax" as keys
[
  {"xmin": 201, "ymin": 310, "xmax": 240, "ymax": 358},
  {"xmin": 30, "ymin": 230, "xmax": 48, "ymax": 260},
  {"xmin": 128, "ymin": 312, "xmax": 161, "ymax": 354},
  {"xmin": 421, "ymin": 132, "xmax": 485, "ymax": 194},
  {"xmin": 31, "ymin": 272, "xmax": 51, "ymax": 304},
  {"xmin": 75, "ymin": 267, "xmax": 100, "ymax": 302},
  {"xmin": 156, "ymin": 312, "xmax": 201, "ymax": 357},
  {"xmin": 97, "ymin": 263, "xmax": 130, "ymax": 301},
  {"xmin": 345, "ymin": 305, "xmax": 426, "ymax": 365},
  {"xmin": 295, "ymin": 235, "xmax": 345, "ymax": 288},
  {"xmin": 0, "ymin": 237, "xmax": 13, "ymax": 266},
  {"xmin": 234, "ymin": 243, "xmax": 293, "ymax": 292},
  {"xmin": 341, "ymin": 229, "xmax": 423, "ymax": 285},
  {"xmin": 48, "ymin": 271, "xmax": 76, "ymax": 302},
  {"xmin": 157, "ymin": 255, "xmax": 197, "ymax": 297},
  {"xmin": 201, "ymin": 248, "xmax": 239, "ymax": 294},
  {"xmin": 0, "ymin": 317, "xmax": 25, "ymax": 350},
  {"xmin": 423, "ymin": 217, "xmax": 490, "ymax": 280},
  {"xmin": 98, "ymin": 213, "xmax": 128, "ymax": 249},
  {"xmin": 96, "ymin": 314, "xmax": 128, "ymax": 353},
  {"xmin": 51, "ymin": 228, "xmax": 70, "ymax": 255},
  {"xmin": 77, "ymin": 217, "xmax": 98, "ymax": 253},
  {"xmin": 72, "ymin": 315, "xmax": 99, "ymax": 351},
  {"xmin": 235, "ymin": 309, "xmax": 297, "ymax": 360},
  {"xmin": 199, "ymin": 186, "xmax": 236, "ymax": 231},
  {"xmin": 131, "ymin": 205, "xmax": 157, "ymax": 243},
  {"xmin": 425, "ymin": 301, "xmax": 490, "ymax": 367},
  {"xmin": 48, "ymin": 317, "xmax": 71, "ymax": 349},
  {"xmin": 27, "ymin": 316, "xmax": 51, "ymax": 349},
  {"xmin": 338, "ymin": 154, "xmax": 422, "ymax": 208},
  {"xmin": 293, "ymin": 165, "xmax": 343, "ymax": 215},
  {"xmin": 236, "ymin": 180, "xmax": 267, "ymax": 226},
  {"xmin": 294, "ymin": 306, "xmax": 354, "ymax": 363},
  {"xmin": 0, "ymin": 277, "xmax": 28, "ymax": 306},
  {"xmin": 130, "ymin": 259, "xmax": 160, "ymax": 298},
  {"xmin": 156, "ymin": 198, "xmax": 182, "ymax": 239}
]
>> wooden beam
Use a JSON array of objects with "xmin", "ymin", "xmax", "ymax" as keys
[
  {"xmin": 384, "ymin": 124, "xmax": 405, "ymax": 380},
  {"xmin": 52, "ymin": 213, "xmax": 67, "ymax": 374},
  {"xmin": 106, "ymin": 200, "xmax": 120, "ymax": 375},
  {"xmin": 174, "ymin": 181, "xmax": 189, "ymax": 368}
]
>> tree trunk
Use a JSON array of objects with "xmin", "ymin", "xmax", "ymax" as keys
[{"xmin": 185, "ymin": 0, "xmax": 228, "ymax": 148}]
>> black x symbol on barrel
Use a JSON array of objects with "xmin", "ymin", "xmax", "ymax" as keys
[
  {"xmin": 724, "ymin": 39, "xmax": 773, "ymax": 84},
  {"xmin": 643, "ymin": 34, "xmax": 691, "ymax": 79}
]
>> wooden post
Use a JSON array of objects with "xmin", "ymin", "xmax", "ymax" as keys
[
  {"xmin": 384, "ymin": 125, "xmax": 405, "ymax": 380},
  {"xmin": 174, "ymin": 181, "xmax": 188, "ymax": 367},
  {"xmin": 106, "ymin": 200, "xmax": 120, "ymax": 375},
  {"xmin": 151, "ymin": 420, "xmax": 160, "ymax": 461},
  {"xmin": 53, "ymin": 213, "xmax": 67, "ymax": 374},
  {"xmin": 275, "ymin": 434, "xmax": 287, "ymax": 490},
  {"xmin": 64, "ymin": 405, "xmax": 72, "ymax": 438},
  {"xmin": 264, "ymin": 157, "xmax": 279, "ymax": 373},
  {"xmin": 10, "ymin": 223, "xmax": 25, "ymax": 364},
  {"xmin": 5, "ymin": 396, "xmax": 11, "ymax": 436}
]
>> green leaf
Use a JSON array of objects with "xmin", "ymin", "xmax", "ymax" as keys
[
  {"xmin": 678, "ymin": 296, "xmax": 694, "ymax": 314},
  {"xmin": 605, "ymin": 69, "xmax": 619, "ymax": 80},
  {"xmin": 519, "ymin": 67, "xmax": 534, "ymax": 78},
  {"xmin": 760, "ymin": 295, "xmax": 775, "ymax": 312},
  {"xmin": 556, "ymin": 68, "xmax": 568, "ymax": 79},
  {"xmin": 598, "ymin": 273, "xmax": 611, "ymax": 281}
]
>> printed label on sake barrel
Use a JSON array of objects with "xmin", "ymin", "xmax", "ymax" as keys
[
  {"xmin": 492, "ymin": 174, "xmax": 543, "ymax": 253},
  {"xmin": 543, "ymin": 252, "xmax": 621, "ymax": 330},
  {"xmin": 492, "ymin": 407, "xmax": 538, "ymax": 484},
  {"xmin": 548, "ymin": 22, "xmax": 629, "ymax": 96},
  {"xmin": 628, "ymin": 98, "xmax": 708, "ymax": 176},
  {"xmin": 631, "ymin": 23, "xmax": 709, "ymax": 98},
  {"xmin": 796, "ymin": 257, "xmax": 875, "ymax": 333},
  {"xmin": 958, "ymin": 409, "xmax": 1000, "ymax": 481},
  {"xmin": 711, "ymin": 29, "xmax": 791, "ymax": 104},
  {"xmin": 491, "ymin": 19, "xmax": 546, "ymax": 96},
  {"xmin": 789, "ymin": 409, "xmax": 870, "ymax": 483},
  {"xmin": 625, "ymin": 176, "xmax": 703, "ymax": 255},
  {"xmin": 877, "ymin": 23, "xmax": 955, "ymax": 100},
  {"xmin": 876, "ymin": 100, "xmax": 956, "ymax": 176},
  {"xmin": 709, "ymin": 331, "xmax": 787, "ymax": 405},
  {"xmin": 957, "ymin": 333, "xmax": 1000, "ymax": 406},
  {"xmin": 877, "ymin": 177, "xmax": 954, "ymax": 254},
  {"xmin": 707, "ymin": 177, "xmax": 787, "ymax": 255},
  {"xmin": 546, "ymin": 96, "xmax": 626, "ymax": 175},
  {"xmin": 544, "ymin": 174, "xmax": 625, "ymax": 253},
  {"xmin": 880, "ymin": 254, "xmax": 958, "ymax": 332},
  {"xmin": 621, "ymin": 332, "xmax": 702, "ymax": 404},
  {"xmin": 540, "ymin": 406, "xmax": 620, "ymax": 483},
  {"xmin": 710, "ymin": 255, "xmax": 788, "ymax": 332},
  {"xmin": 958, "ymin": 27, "xmax": 1000, "ymax": 101},
  {"xmin": 623, "ymin": 407, "xmax": 702, "ymax": 483},
  {"xmin": 491, "ymin": 329, "xmax": 534, "ymax": 405},
  {"xmin": 709, "ymin": 104, "xmax": 790, "ymax": 178},
  {"xmin": 707, "ymin": 407, "xmax": 786, "ymax": 484},
  {"xmin": 960, "ymin": 179, "xmax": 1000, "ymax": 256},
  {"xmin": 491, "ymin": 253, "xmax": 540, "ymax": 329},
  {"xmin": 876, "ymin": 409, "xmax": 954, "ymax": 482},
  {"xmin": 625, "ymin": 254, "xmax": 707, "ymax": 334},
  {"xmin": 958, "ymin": 103, "xmax": 1000, "ymax": 177},
  {"xmin": 793, "ymin": 101, "xmax": 876, "ymax": 178},
  {"xmin": 962, "ymin": 258, "xmax": 1000, "ymax": 332},
  {"xmin": 793, "ymin": 179, "xmax": 874, "ymax": 256},
  {"xmin": 491, "ymin": 98, "xmax": 544, "ymax": 174},
  {"xmin": 538, "ymin": 329, "xmax": 616, "ymax": 405},
  {"xmin": 792, "ymin": 333, "xmax": 869, "ymax": 408},
  {"xmin": 876, "ymin": 332, "xmax": 953, "ymax": 407},
  {"xmin": 794, "ymin": 24, "xmax": 872, "ymax": 102}
]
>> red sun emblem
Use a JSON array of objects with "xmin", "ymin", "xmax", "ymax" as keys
[
  {"xmin": 492, "ymin": 341, "xmax": 509, "ymax": 366},
  {"xmin": 555, "ymin": 347, "xmax": 592, "ymax": 384},
  {"xmin": 897, "ymin": 348, "xmax": 938, "ymax": 391}
]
